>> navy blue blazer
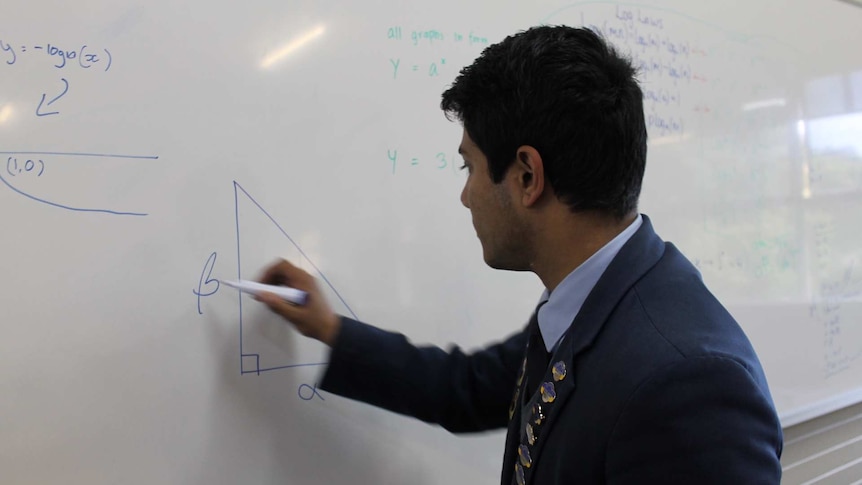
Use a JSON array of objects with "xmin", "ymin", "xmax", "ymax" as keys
[{"xmin": 320, "ymin": 215, "xmax": 783, "ymax": 484}]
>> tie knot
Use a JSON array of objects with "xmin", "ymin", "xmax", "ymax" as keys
[
  {"xmin": 526, "ymin": 303, "xmax": 551, "ymax": 397},
  {"xmin": 528, "ymin": 300, "xmax": 548, "ymax": 347}
]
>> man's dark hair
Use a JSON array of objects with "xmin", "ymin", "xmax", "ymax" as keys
[{"xmin": 441, "ymin": 26, "xmax": 647, "ymax": 219}]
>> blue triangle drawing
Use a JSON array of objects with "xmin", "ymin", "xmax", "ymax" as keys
[{"xmin": 233, "ymin": 181, "xmax": 358, "ymax": 375}]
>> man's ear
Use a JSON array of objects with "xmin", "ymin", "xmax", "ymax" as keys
[{"xmin": 513, "ymin": 145, "xmax": 545, "ymax": 207}]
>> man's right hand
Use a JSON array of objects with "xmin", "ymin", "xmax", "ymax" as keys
[{"xmin": 255, "ymin": 258, "xmax": 341, "ymax": 347}]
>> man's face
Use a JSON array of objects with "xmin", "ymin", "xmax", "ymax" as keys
[{"xmin": 459, "ymin": 130, "xmax": 529, "ymax": 270}]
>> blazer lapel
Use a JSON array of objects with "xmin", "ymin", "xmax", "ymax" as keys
[{"xmin": 565, "ymin": 214, "xmax": 665, "ymax": 358}]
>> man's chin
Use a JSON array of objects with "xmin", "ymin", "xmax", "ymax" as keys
[
  {"xmin": 482, "ymin": 251, "xmax": 503, "ymax": 270},
  {"xmin": 483, "ymin": 254, "xmax": 529, "ymax": 272}
]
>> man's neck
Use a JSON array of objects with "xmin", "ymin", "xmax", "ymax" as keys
[{"xmin": 530, "ymin": 211, "xmax": 637, "ymax": 292}]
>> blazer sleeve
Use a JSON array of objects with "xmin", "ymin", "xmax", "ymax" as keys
[
  {"xmin": 319, "ymin": 316, "xmax": 528, "ymax": 433},
  {"xmin": 606, "ymin": 355, "xmax": 784, "ymax": 484}
]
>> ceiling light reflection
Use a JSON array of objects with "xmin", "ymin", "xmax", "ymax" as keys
[
  {"xmin": 743, "ymin": 98, "xmax": 787, "ymax": 112},
  {"xmin": 649, "ymin": 134, "xmax": 691, "ymax": 146},
  {"xmin": 0, "ymin": 104, "xmax": 14, "ymax": 124},
  {"xmin": 260, "ymin": 25, "xmax": 326, "ymax": 70}
]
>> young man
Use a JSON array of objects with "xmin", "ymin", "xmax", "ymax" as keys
[{"xmin": 256, "ymin": 26, "xmax": 783, "ymax": 484}]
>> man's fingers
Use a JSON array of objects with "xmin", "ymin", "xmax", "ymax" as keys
[
  {"xmin": 258, "ymin": 291, "xmax": 302, "ymax": 320},
  {"xmin": 258, "ymin": 259, "xmax": 290, "ymax": 285},
  {"xmin": 258, "ymin": 259, "xmax": 312, "ymax": 289},
  {"xmin": 254, "ymin": 259, "xmax": 336, "ymax": 343}
]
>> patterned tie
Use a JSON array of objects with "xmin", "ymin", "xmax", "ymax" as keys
[{"xmin": 525, "ymin": 303, "xmax": 549, "ymax": 399}]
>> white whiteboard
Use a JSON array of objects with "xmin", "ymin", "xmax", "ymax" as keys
[{"xmin": 1, "ymin": 0, "xmax": 861, "ymax": 483}]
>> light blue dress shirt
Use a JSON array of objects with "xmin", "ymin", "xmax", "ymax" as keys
[{"xmin": 536, "ymin": 214, "xmax": 643, "ymax": 352}]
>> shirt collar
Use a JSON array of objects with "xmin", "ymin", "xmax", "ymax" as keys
[{"xmin": 536, "ymin": 214, "xmax": 643, "ymax": 352}]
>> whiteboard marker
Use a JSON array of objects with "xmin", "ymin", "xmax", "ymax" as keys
[{"xmin": 220, "ymin": 279, "xmax": 308, "ymax": 305}]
